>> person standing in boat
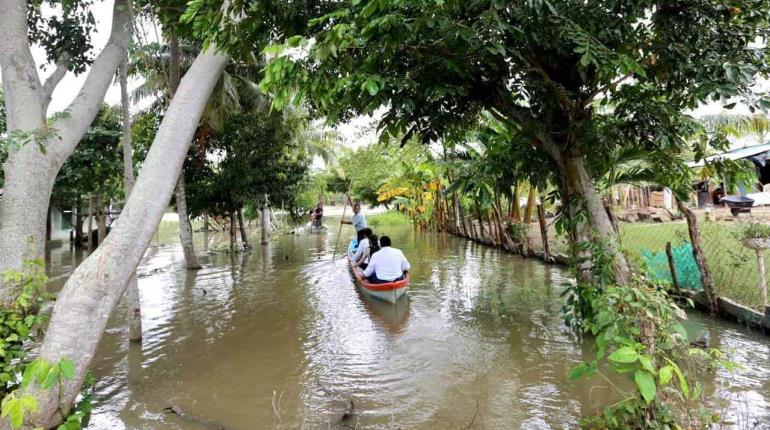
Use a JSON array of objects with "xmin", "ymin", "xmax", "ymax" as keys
[
  {"xmin": 341, "ymin": 194, "xmax": 368, "ymax": 242},
  {"xmin": 362, "ymin": 236, "xmax": 410, "ymax": 284}
]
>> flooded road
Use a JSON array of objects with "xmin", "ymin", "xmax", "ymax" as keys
[{"xmin": 46, "ymin": 222, "xmax": 770, "ymax": 429}]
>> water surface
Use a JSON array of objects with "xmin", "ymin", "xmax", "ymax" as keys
[{"xmin": 46, "ymin": 222, "xmax": 770, "ymax": 429}]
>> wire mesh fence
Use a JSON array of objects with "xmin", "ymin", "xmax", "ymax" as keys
[
  {"xmin": 457, "ymin": 213, "xmax": 767, "ymax": 312},
  {"xmin": 618, "ymin": 220, "xmax": 768, "ymax": 311}
]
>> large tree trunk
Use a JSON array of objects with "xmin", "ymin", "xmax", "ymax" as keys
[
  {"xmin": 524, "ymin": 185, "xmax": 537, "ymax": 224},
  {"xmin": 17, "ymin": 46, "xmax": 229, "ymax": 430},
  {"xmin": 511, "ymin": 184, "xmax": 522, "ymax": 222},
  {"xmin": 120, "ymin": 57, "xmax": 142, "ymax": 343},
  {"xmin": 168, "ymin": 34, "xmax": 202, "ymax": 270},
  {"xmin": 238, "ymin": 209, "xmax": 250, "ymax": 248},
  {"xmin": 0, "ymin": 0, "xmax": 131, "ymax": 303},
  {"xmin": 559, "ymin": 154, "xmax": 630, "ymax": 285}
]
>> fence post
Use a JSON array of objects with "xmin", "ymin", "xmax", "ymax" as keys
[
  {"xmin": 665, "ymin": 242, "xmax": 681, "ymax": 293},
  {"xmin": 678, "ymin": 201, "xmax": 718, "ymax": 313}
]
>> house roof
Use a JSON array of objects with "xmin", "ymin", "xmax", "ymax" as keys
[{"xmin": 688, "ymin": 142, "xmax": 770, "ymax": 167}]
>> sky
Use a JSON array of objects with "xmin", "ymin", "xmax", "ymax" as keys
[{"xmin": 2, "ymin": 2, "xmax": 765, "ymax": 151}]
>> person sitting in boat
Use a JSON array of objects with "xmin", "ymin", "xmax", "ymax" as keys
[
  {"xmin": 362, "ymin": 236, "xmax": 410, "ymax": 284},
  {"xmin": 351, "ymin": 228, "xmax": 373, "ymax": 265},
  {"xmin": 341, "ymin": 194, "xmax": 367, "ymax": 242},
  {"xmin": 353, "ymin": 233, "xmax": 379, "ymax": 270},
  {"xmin": 309, "ymin": 196, "xmax": 324, "ymax": 227}
]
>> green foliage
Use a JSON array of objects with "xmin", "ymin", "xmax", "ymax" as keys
[
  {"xmin": 52, "ymin": 105, "xmax": 124, "ymax": 208},
  {"xmin": 0, "ymin": 261, "xmax": 92, "ymax": 429},
  {"xmin": 185, "ymin": 109, "xmax": 311, "ymax": 218},
  {"xmin": 0, "ymin": 260, "xmax": 52, "ymax": 396},
  {"xmin": 563, "ymin": 233, "xmax": 729, "ymax": 430},
  {"xmin": 569, "ymin": 279, "xmax": 725, "ymax": 428},
  {"xmin": 0, "ymin": 260, "xmax": 51, "ymax": 428},
  {"xmin": 27, "ymin": 0, "xmax": 97, "ymax": 73},
  {"xmin": 740, "ymin": 221, "xmax": 770, "ymax": 240},
  {"xmin": 506, "ymin": 223, "xmax": 528, "ymax": 243}
]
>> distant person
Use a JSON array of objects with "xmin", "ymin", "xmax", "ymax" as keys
[
  {"xmin": 310, "ymin": 196, "xmax": 324, "ymax": 227},
  {"xmin": 341, "ymin": 194, "xmax": 367, "ymax": 241},
  {"xmin": 353, "ymin": 233, "xmax": 379, "ymax": 270},
  {"xmin": 362, "ymin": 236, "xmax": 410, "ymax": 284}
]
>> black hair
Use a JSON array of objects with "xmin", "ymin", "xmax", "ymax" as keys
[
  {"xmin": 369, "ymin": 234, "xmax": 380, "ymax": 254},
  {"xmin": 362, "ymin": 228, "xmax": 373, "ymax": 237},
  {"xmin": 380, "ymin": 235, "xmax": 391, "ymax": 247}
]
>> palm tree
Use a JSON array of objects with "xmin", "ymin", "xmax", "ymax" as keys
[{"xmin": 700, "ymin": 113, "xmax": 770, "ymax": 143}]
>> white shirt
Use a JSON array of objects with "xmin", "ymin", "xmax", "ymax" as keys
[
  {"xmin": 352, "ymin": 238, "xmax": 370, "ymax": 263},
  {"xmin": 352, "ymin": 212, "xmax": 367, "ymax": 231},
  {"xmin": 363, "ymin": 246, "xmax": 410, "ymax": 281}
]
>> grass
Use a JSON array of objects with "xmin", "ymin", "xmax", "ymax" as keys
[
  {"xmin": 619, "ymin": 221, "xmax": 769, "ymax": 311},
  {"xmin": 366, "ymin": 210, "xmax": 413, "ymax": 227}
]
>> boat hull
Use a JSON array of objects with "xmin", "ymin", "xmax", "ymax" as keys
[{"xmin": 347, "ymin": 240, "xmax": 409, "ymax": 304}]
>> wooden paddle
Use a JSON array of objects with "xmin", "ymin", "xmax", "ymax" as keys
[{"xmin": 331, "ymin": 180, "xmax": 354, "ymax": 261}]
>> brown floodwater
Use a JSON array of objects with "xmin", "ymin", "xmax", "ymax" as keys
[{"xmin": 44, "ymin": 221, "xmax": 770, "ymax": 429}]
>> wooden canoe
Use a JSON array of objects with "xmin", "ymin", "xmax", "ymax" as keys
[{"xmin": 347, "ymin": 240, "xmax": 408, "ymax": 303}]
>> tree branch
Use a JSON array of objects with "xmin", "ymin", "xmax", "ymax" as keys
[
  {"xmin": 581, "ymin": 71, "xmax": 634, "ymax": 108},
  {"xmin": 0, "ymin": 0, "xmax": 46, "ymax": 130},
  {"xmin": 49, "ymin": 0, "xmax": 133, "ymax": 164},
  {"xmin": 42, "ymin": 57, "xmax": 70, "ymax": 111}
]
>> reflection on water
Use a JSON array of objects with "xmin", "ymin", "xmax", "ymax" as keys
[{"xmin": 43, "ymin": 222, "xmax": 770, "ymax": 429}]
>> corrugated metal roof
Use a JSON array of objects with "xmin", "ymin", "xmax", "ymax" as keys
[{"xmin": 688, "ymin": 142, "xmax": 770, "ymax": 167}]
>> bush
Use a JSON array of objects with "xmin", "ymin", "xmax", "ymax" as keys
[{"xmin": 367, "ymin": 210, "xmax": 411, "ymax": 227}]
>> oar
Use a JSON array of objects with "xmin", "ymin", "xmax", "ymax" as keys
[{"xmin": 331, "ymin": 180, "xmax": 354, "ymax": 261}]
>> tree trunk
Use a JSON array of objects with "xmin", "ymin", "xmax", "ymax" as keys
[
  {"xmin": 97, "ymin": 199, "xmax": 106, "ymax": 245},
  {"xmin": 238, "ymin": 209, "xmax": 250, "ymax": 248},
  {"xmin": 678, "ymin": 201, "xmax": 718, "ymax": 312},
  {"xmin": 511, "ymin": 184, "xmax": 522, "ymax": 222},
  {"xmin": 230, "ymin": 211, "xmax": 238, "ymax": 251},
  {"xmin": 86, "ymin": 197, "xmax": 95, "ymax": 250},
  {"xmin": 537, "ymin": 200, "xmax": 552, "ymax": 262},
  {"xmin": 121, "ymin": 56, "xmax": 142, "ymax": 343},
  {"xmin": 261, "ymin": 208, "xmax": 270, "ymax": 245},
  {"xmin": 474, "ymin": 200, "xmax": 487, "ymax": 243},
  {"xmin": 168, "ymin": 35, "xmax": 202, "ymax": 270},
  {"xmin": 176, "ymin": 177, "xmax": 202, "ymax": 269},
  {"xmin": 560, "ymin": 155, "xmax": 630, "ymax": 285},
  {"xmin": 19, "ymin": 45, "xmax": 229, "ymax": 429},
  {"xmin": 0, "ymin": 0, "xmax": 131, "ymax": 304},
  {"xmin": 74, "ymin": 203, "xmax": 84, "ymax": 247},
  {"xmin": 524, "ymin": 185, "xmax": 537, "ymax": 224}
]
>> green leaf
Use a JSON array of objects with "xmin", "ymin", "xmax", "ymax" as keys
[
  {"xmin": 608, "ymin": 346, "xmax": 638, "ymax": 364},
  {"xmin": 59, "ymin": 359, "xmax": 75, "ymax": 380},
  {"xmin": 659, "ymin": 365, "xmax": 673, "ymax": 385},
  {"xmin": 287, "ymin": 35, "xmax": 305, "ymax": 47},
  {"xmin": 634, "ymin": 369, "xmax": 656, "ymax": 404},
  {"xmin": 40, "ymin": 366, "xmax": 59, "ymax": 390},
  {"xmin": 363, "ymin": 79, "xmax": 379, "ymax": 96},
  {"xmin": 568, "ymin": 362, "xmax": 590, "ymax": 380},
  {"xmin": 638, "ymin": 355, "xmax": 655, "ymax": 374}
]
